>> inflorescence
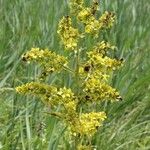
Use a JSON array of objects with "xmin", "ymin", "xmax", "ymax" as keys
[{"xmin": 16, "ymin": 0, "xmax": 123, "ymax": 149}]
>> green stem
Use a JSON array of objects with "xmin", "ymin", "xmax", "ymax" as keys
[
  {"xmin": 75, "ymin": 49, "xmax": 80, "ymax": 96},
  {"xmin": 74, "ymin": 135, "xmax": 80, "ymax": 150}
]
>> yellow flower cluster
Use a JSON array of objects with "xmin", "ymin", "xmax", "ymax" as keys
[
  {"xmin": 76, "ymin": 1, "xmax": 115, "ymax": 36},
  {"xmin": 57, "ymin": 16, "xmax": 79, "ymax": 50},
  {"xmin": 77, "ymin": 7, "xmax": 100, "ymax": 35},
  {"xmin": 91, "ymin": 41, "xmax": 116, "ymax": 56},
  {"xmin": 83, "ymin": 74, "xmax": 121, "ymax": 102},
  {"xmin": 79, "ymin": 41, "xmax": 122, "ymax": 81},
  {"xmin": 79, "ymin": 42, "xmax": 122, "ymax": 102},
  {"xmin": 51, "ymin": 87, "xmax": 77, "ymax": 114},
  {"xmin": 16, "ymin": 82, "xmax": 77, "ymax": 110},
  {"xmin": 16, "ymin": 82, "xmax": 107, "ymax": 138},
  {"xmin": 22, "ymin": 48, "xmax": 67, "ymax": 75},
  {"xmin": 77, "ymin": 144, "xmax": 93, "ymax": 150},
  {"xmin": 99, "ymin": 11, "xmax": 116, "ymax": 29},
  {"xmin": 69, "ymin": 0, "xmax": 84, "ymax": 15},
  {"xmin": 69, "ymin": 112, "xmax": 106, "ymax": 137},
  {"xmin": 58, "ymin": 1, "xmax": 116, "ymax": 48},
  {"xmin": 87, "ymin": 49, "xmax": 123, "ymax": 71},
  {"xmin": 15, "ymin": 82, "xmax": 55, "ymax": 96},
  {"xmin": 15, "ymin": 82, "xmax": 57, "ymax": 105}
]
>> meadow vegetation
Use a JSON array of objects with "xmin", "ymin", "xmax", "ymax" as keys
[{"xmin": 0, "ymin": 0, "xmax": 150, "ymax": 149}]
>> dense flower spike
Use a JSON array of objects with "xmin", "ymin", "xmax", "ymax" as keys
[
  {"xmin": 16, "ymin": 1, "xmax": 122, "ymax": 149},
  {"xmin": 57, "ymin": 16, "xmax": 79, "ymax": 50},
  {"xmin": 83, "ymin": 74, "xmax": 121, "ymax": 102},
  {"xmin": 77, "ymin": 8, "xmax": 92, "ymax": 24},
  {"xmin": 16, "ymin": 82, "xmax": 77, "ymax": 108},
  {"xmin": 70, "ymin": 112, "xmax": 106, "ymax": 136},
  {"xmin": 87, "ymin": 50, "xmax": 123, "ymax": 71},
  {"xmin": 91, "ymin": 0, "xmax": 99, "ymax": 15},
  {"xmin": 22, "ymin": 48, "xmax": 67, "ymax": 75},
  {"xmin": 92, "ymin": 41, "xmax": 116, "ymax": 56},
  {"xmin": 69, "ymin": 0, "xmax": 84, "ymax": 15},
  {"xmin": 16, "ymin": 82, "xmax": 57, "ymax": 105},
  {"xmin": 77, "ymin": 7, "xmax": 100, "ymax": 36},
  {"xmin": 99, "ymin": 11, "xmax": 116, "ymax": 28}
]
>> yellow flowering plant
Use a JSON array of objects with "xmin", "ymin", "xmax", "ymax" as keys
[{"xmin": 16, "ymin": 0, "xmax": 123, "ymax": 149}]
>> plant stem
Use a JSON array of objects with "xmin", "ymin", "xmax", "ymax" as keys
[{"xmin": 75, "ymin": 49, "xmax": 80, "ymax": 96}]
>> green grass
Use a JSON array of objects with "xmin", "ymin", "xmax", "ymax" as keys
[{"xmin": 0, "ymin": 0, "xmax": 150, "ymax": 149}]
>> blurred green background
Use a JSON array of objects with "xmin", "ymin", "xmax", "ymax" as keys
[{"xmin": 0, "ymin": 0, "xmax": 150, "ymax": 149}]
